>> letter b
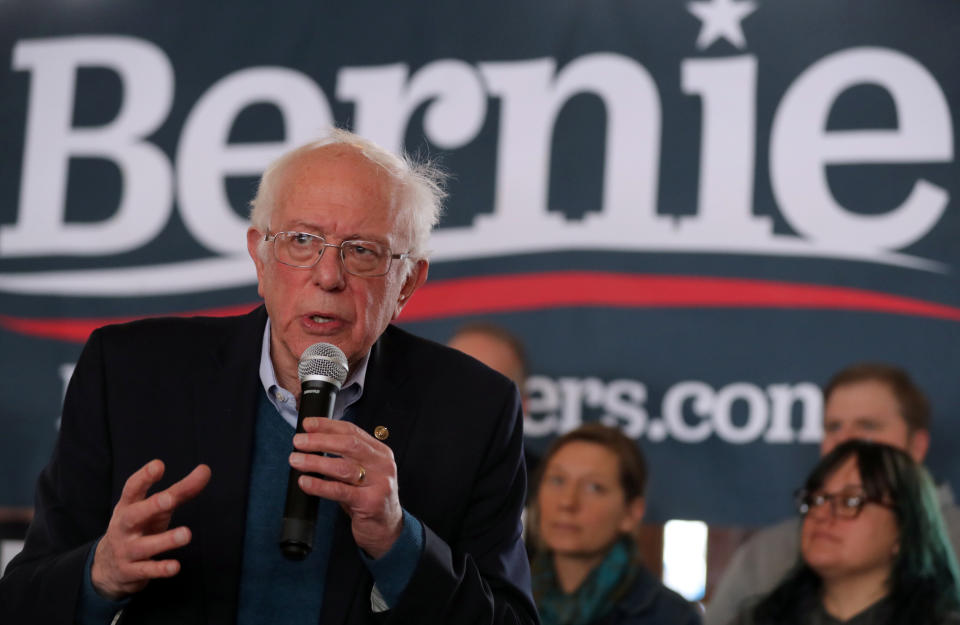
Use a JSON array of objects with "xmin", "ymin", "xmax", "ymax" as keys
[{"xmin": 1, "ymin": 36, "xmax": 174, "ymax": 256}]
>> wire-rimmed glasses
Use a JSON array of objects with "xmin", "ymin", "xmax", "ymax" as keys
[{"xmin": 264, "ymin": 231, "xmax": 409, "ymax": 277}]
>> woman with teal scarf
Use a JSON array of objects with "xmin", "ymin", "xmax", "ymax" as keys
[{"xmin": 530, "ymin": 424, "xmax": 702, "ymax": 625}]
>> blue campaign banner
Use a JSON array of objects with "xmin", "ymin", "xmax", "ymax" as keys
[{"xmin": 1, "ymin": 0, "xmax": 958, "ymax": 524}]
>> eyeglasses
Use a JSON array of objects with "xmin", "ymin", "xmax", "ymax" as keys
[
  {"xmin": 794, "ymin": 487, "xmax": 893, "ymax": 519},
  {"xmin": 264, "ymin": 231, "xmax": 410, "ymax": 277}
]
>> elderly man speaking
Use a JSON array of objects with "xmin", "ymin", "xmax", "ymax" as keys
[{"xmin": 0, "ymin": 129, "xmax": 538, "ymax": 625}]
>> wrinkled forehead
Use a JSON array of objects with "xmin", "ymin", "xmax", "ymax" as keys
[{"xmin": 273, "ymin": 146, "xmax": 410, "ymax": 238}]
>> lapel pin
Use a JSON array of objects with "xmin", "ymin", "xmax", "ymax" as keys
[{"xmin": 374, "ymin": 425, "xmax": 389, "ymax": 441}]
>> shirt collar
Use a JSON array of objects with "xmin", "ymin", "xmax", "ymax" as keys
[{"xmin": 258, "ymin": 318, "xmax": 369, "ymax": 427}]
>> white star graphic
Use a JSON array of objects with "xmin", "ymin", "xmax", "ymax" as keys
[{"xmin": 687, "ymin": 0, "xmax": 758, "ymax": 50}]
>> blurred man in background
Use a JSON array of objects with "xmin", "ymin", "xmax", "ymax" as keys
[
  {"xmin": 448, "ymin": 322, "xmax": 538, "ymax": 477},
  {"xmin": 448, "ymin": 322, "xmax": 529, "ymax": 405}
]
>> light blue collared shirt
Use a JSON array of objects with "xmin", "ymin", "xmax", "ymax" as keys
[{"xmin": 258, "ymin": 318, "xmax": 368, "ymax": 426}]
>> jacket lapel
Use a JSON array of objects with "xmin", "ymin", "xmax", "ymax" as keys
[
  {"xmin": 349, "ymin": 327, "xmax": 419, "ymax": 477},
  {"xmin": 320, "ymin": 326, "xmax": 421, "ymax": 624},
  {"xmin": 192, "ymin": 307, "xmax": 266, "ymax": 625}
]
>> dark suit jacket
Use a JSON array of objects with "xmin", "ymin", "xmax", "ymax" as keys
[{"xmin": 0, "ymin": 306, "xmax": 538, "ymax": 625}]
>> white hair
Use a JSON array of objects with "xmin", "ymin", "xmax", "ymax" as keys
[{"xmin": 249, "ymin": 128, "xmax": 447, "ymax": 267}]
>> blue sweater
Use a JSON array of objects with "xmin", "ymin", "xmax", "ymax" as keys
[{"xmin": 236, "ymin": 390, "xmax": 336, "ymax": 624}]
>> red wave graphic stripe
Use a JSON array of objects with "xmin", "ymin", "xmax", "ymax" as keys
[
  {"xmin": 2, "ymin": 272, "xmax": 959, "ymax": 344},
  {"xmin": 0, "ymin": 303, "xmax": 260, "ymax": 344},
  {"xmin": 400, "ymin": 272, "xmax": 960, "ymax": 321}
]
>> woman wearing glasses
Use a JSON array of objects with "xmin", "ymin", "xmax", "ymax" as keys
[
  {"xmin": 733, "ymin": 439, "xmax": 960, "ymax": 625},
  {"xmin": 530, "ymin": 423, "xmax": 701, "ymax": 625}
]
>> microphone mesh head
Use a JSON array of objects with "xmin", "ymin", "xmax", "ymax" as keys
[{"xmin": 298, "ymin": 343, "xmax": 349, "ymax": 388}]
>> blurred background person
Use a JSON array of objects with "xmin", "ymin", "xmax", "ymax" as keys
[
  {"xmin": 732, "ymin": 439, "xmax": 960, "ymax": 625},
  {"xmin": 706, "ymin": 363, "xmax": 960, "ymax": 625},
  {"xmin": 529, "ymin": 423, "xmax": 701, "ymax": 625},
  {"xmin": 448, "ymin": 322, "xmax": 539, "ymax": 476},
  {"xmin": 448, "ymin": 322, "xmax": 529, "ymax": 403}
]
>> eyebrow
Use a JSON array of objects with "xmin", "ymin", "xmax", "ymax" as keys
[
  {"xmin": 274, "ymin": 220, "xmax": 321, "ymax": 233},
  {"xmin": 279, "ymin": 222, "xmax": 390, "ymax": 245},
  {"xmin": 547, "ymin": 467, "xmax": 616, "ymax": 481},
  {"xmin": 824, "ymin": 415, "xmax": 883, "ymax": 425}
]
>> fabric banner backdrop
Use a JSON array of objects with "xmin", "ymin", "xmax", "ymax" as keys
[{"xmin": 1, "ymin": 0, "xmax": 958, "ymax": 525}]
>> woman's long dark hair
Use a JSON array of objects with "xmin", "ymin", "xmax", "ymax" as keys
[{"xmin": 752, "ymin": 440, "xmax": 960, "ymax": 625}]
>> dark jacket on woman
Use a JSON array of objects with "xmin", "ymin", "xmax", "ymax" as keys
[
  {"xmin": 590, "ymin": 565, "xmax": 701, "ymax": 625},
  {"xmin": 732, "ymin": 596, "xmax": 960, "ymax": 625}
]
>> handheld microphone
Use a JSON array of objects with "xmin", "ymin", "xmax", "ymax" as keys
[{"xmin": 279, "ymin": 342, "xmax": 349, "ymax": 560}]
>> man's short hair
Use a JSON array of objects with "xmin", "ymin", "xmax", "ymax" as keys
[
  {"xmin": 824, "ymin": 362, "xmax": 931, "ymax": 433},
  {"xmin": 249, "ymin": 128, "xmax": 447, "ymax": 261}
]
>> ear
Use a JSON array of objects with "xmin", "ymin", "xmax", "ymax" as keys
[
  {"xmin": 247, "ymin": 227, "xmax": 267, "ymax": 298},
  {"xmin": 907, "ymin": 428, "xmax": 930, "ymax": 462},
  {"xmin": 619, "ymin": 497, "xmax": 646, "ymax": 534},
  {"xmin": 393, "ymin": 259, "xmax": 429, "ymax": 320}
]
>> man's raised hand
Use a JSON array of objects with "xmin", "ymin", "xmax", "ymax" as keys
[{"xmin": 91, "ymin": 460, "xmax": 211, "ymax": 600}]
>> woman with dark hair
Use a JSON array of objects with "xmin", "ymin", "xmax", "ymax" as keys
[
  {"xmin": 734, "ymin": 439, "xmax": 960, "ymax": 625},
  {"xmin": 530, "ymin": 423, "xmax": 701, "ymax": 625}
]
